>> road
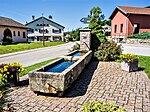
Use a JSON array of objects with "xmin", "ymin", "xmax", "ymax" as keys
[
  {"xmin": 0, "ymin": 42, "xmax": 74, "ymax": 67},
  {"xmin": 122, "ymin": 44, "xmax": 150, "ymax": 56}
]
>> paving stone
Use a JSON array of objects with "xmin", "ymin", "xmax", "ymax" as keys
[{"xmin": 4, "ymin": 61, "xmax": 150, "ymax": 112}]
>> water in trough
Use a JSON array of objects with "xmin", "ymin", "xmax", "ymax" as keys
[{"xmin": 46, "ymin": 61, "xmax": 74, "ymax": 73}]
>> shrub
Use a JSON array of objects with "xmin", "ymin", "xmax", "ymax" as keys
[
  {"xmin": 94, "ymin": 41, "xmax": 122, "ymax": 61},
  {"xmin": 127, "ymin": 32, "xmax": 150, "ymax": 39},
  {"xmin": 0, "ymin": 62, "xmax": 24, "ymax": 85},
  {"xmin": 90, "ymin": 34, "xmax": 101, "ymax": 51},
  {"xmin": 80, "ymin": 101, "xmax": 126, "ymax": 112},
  {"xmin": 2, "ymin": 36, "xmax": 12, "ymax": 45},
  {"xmin": 119, "ymin": 53, "xmax": 139, "ymax": 63}
]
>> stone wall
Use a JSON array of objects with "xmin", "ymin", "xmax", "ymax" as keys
[{"xmin": 111, "ymin": 38, "xmax": 150, "ymax": 45}]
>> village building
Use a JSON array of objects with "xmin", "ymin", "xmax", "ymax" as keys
[
  {"xmin": 109, "ymin": 6, "xmax": 150, "ymax": 40},
  {"xmin": 0, "ymin": 16, "xmax": 28, "ymax": 43},
  {"xmin": 26, "ymin": 16, "xmax": 65, "ymax": 42}
]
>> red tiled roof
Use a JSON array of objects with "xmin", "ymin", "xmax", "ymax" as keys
[
  {"xmin": 0, "ymin": 16, "xmax": 28, "ymax": 29},
  {"xmin": 118, "ymin": 6, "xmax": 150, "ymax": 15}
]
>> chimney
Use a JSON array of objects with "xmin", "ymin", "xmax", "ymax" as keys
[
  {"xmin": 32, "ymin": 16, "xmax": 35, "ymax": 21},
  {"xmin": 48, "ymin": 15, "xmax": 52, "ymax": 19}
]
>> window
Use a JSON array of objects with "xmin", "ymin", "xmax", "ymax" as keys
[
  {"xmin": 59, "ymin": 29, "xmax": 61, "ymax": 33},
  {"xmin": 37, "ymin": 24, "xmax": 39, "ymax": 26},
  {"xmin": 46, "ymin": 29, "xmax": 49, "ymax": 33},
  {"xmin": 35, "ymin": 29, "xmax": 37, "ymax": 31},
  {"xmin": 120, "ymin": 24, "xmax": 123, "ymax": 33},
  {"xmin": 114, "ymin": 25, "xmax": 117, "ymax": 33},
  {"xmin": 39, "ymin": 29, "xmax": 41, "ymax": 33},
  {"xmin": 47, "ymin": 24, "xmax": 49, "ymax": 26},
  {"xmin": 52, "ymin": 29, "xmax": 59, "ymax": 33},
  {"xmin": 18, "ymin": 31, "xmax": 20, "ymax": 36},
  {"xmin": 23, "ymin": 32, "xmax": 26, "ymax": 38},
  {"xmin": 13, "ymin": 31, "xmax": 16, "ymax": 36},
  {"xmin": 31, "ymin": 29, "xmax": 34, "ymax": 33},
  {"xmin": 134, "ymin": 23, "xmax": 140, "ymax": 34},
  {"xmin": 40, "ymin": 24, "xmax": 42, "ymax": 26}
]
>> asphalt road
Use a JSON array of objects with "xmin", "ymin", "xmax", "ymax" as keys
[
  {"xmin": 0, "ymin": 42, "xmax": 74, "ymax": 67},
  {"xmin": 122, "ymin": 44, "xmax": 150, "ymax": 56}
]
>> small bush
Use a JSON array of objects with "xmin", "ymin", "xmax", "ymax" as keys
[
  {"xmin": 2, "ymin": 36, "xmax": 12, "ymax": 45},
  {"xmin": 127, "ymin": 32, "xmax": 150, "ymax": 39},
  {"xmin": 94, "ymin": 41, "xmax": 122, "ymax": 61},
  {"xmin": 91, "ymin": 34, "xmax": 101, "ymax": 51},
  {"xmin": 80, "ymin": 101, "xmax": 126, "ymax": 112}
]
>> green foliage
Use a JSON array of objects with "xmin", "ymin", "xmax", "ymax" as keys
[
  {"xmin": 70, "ymin": 28, "xmax": 80, "ymax": 41},
  {"xmin": 127, "ymin": 32, "xmax": 150, "ymax": 39},
  {"xmin": 80, "ymin": 101, "xmax": 126, "ymax": 112},
  {"xmin": 88, "ymin": 6, "xmax": 107, "ymax": 51},
  {"xmin": 91, "ymin": 34, "xmax": 101, "ymax": 51},
  {"xmin": 0, "ymin": 62, "xmax": 24, "ymax": 85},
  {"xmin": 119, "ymin": 53, "xmax": 139, "ymax": 63},
  {"xmin": 94, "ymin": 41, "xmax": 122, "ymax": 61},
  {"xmin": 0, "ymin": 87, "xmax": 9, "ymax": 112},
  {"xmin": 101, "ymin": 19, "xmax": 111, "ymax": 26},
  {"xmin": 138, "ymin": 56, "xmax": 150, "ymax": 78},
  {"xmin": 2, "ymin": 36, "xmax": 13, "ymax": 45}
]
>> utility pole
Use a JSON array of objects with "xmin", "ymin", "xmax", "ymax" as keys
[{"xmin": 42, "ymin": 13, "xmax": 45, "ymax": 46}]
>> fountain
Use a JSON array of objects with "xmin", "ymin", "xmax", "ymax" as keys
[{"xmin": 28, "ymin": 29, "xmax": 92, "ymax": 96}]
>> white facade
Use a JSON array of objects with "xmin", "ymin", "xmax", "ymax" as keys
[
  {"xmin": 26, "ymin": 17, "xmax": 65, "ymax": 42},
  {"xmin": 0, "ymin": 26, "xmax": 27, "ymax": 43}
]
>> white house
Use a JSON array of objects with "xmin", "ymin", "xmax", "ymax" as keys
[
  {"xmin": 0, "ymin": 16, "xmax": 28, "ymax": 43},
  {"xmin": 26, "ymin": 16, "xmax": 65, "ymax": 42}
]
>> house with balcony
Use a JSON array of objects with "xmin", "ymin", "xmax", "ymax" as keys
[
  {"xmin": 0, "ymin": 16, "xmax": 28, "ymax": 43},
  {"xmin": 109, "ymin": 6, "xmax": 150, "ymax": 41},
  {"xmin": 26, "ymin": 16, "xmax": 65, "ymax": 42}
]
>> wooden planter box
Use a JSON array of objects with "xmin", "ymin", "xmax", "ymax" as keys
[{"xmin": 121, "ymin": 59, "xmax": 138, "ymax": 72}]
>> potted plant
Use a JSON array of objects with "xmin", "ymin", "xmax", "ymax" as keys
[
  {"xmin": 0, "ymin": 62, "xmax": 24, "ymax": 86},
  {"xmin": 119, "ymin": 53, "xmax": 139, "ymax": 72}
]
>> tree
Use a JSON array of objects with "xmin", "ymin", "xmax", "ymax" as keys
[
  {"xmin": 88, "ymin": 6, "xmax": 106, "ymax": 51},
  {"xmin": 101, "ymin": 19, "xmax": 111, "ymax": 26},
  {"xmin": 69, "ymin": 28, "xmax": 80, "ymax": 41}
]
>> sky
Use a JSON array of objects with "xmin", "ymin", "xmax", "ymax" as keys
[{"xmin": 0, "ymin": 0, "xmax": 149, "ymax": 32}]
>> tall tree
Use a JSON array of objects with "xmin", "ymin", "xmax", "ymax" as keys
[{"xmin": 88, "ymin": 6, "xmax": 106, "ymax": 51}]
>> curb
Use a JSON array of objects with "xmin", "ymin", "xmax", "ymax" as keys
[{"xmin": 121, "ymin": 43, "xmax": 150, "ymax": 48}]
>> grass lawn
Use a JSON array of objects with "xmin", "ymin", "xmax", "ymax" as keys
[
  {"xmin": 0, "ymin": 41, "xmax": 66, "ymax": 54},
  {"xmin": 19, "ymin": 58, "xmax": 58, "ymax": 77},
  {"xmin": 138, "ymin": 56, "xmax": 150, "ymax": 78}
]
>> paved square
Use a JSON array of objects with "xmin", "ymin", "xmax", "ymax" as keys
[{"xmin": 5, "ymin": 61, "xmax": 150, "ymax": 112}]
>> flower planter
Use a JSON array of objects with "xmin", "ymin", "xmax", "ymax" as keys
[
  {"xmin": 121, "ymin": 60, "xmax": 138, "ymax": 72},
  {"xmin": 7, "ymin": 73, "xmax": 19, "ymax": 86}
]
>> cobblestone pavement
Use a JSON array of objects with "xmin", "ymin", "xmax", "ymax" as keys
[{"xmin": 5, "ymin": 61, "xmax": 150, "ymax": 112}]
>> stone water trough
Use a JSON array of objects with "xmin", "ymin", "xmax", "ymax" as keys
[{"xmin": 28, "ymin": 50, "xmax": 92, "ymax": 96}]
